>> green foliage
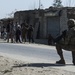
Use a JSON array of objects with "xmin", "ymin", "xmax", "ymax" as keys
[{"xmin": 53, "ymin": 0, "xmax": 63, "ymax": 7}]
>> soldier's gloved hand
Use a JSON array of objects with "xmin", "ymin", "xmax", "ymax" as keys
[{"xmin": 62, "ymin": 30, "xmax": 67, "ymax": 36}]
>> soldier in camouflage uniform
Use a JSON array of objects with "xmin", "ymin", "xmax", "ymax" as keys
[{"xmin": 55, "ymin": 19, "xmax": 75, "ymax": 65}]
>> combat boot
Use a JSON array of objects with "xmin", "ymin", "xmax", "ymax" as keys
[
  {"xmin": 72, "ymin": 61, "xmax": 75, "ymax": 65},
  {"xmin": 56, "ymin": 59, "xmax": 65, "ymax": 65},
  {"xmin": 72, "ymin": 51, "xmax": 75, "ymax": 65},
  {"xmin": 73, "ymin": 63, "xmax": 75, "ymax": 65}
]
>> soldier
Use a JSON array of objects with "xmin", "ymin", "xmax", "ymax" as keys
[
  {"xmin": 27, "ymin": 25, "xmax": 34, "ymax": 43},
  {"xmin": 6, "ymin": 21, "xmax": 10, "ymax": 43},
  {"xmin": 55, "ymin": 19, "xmax": 75, "ymax": 65},
  {"xmin": 10, "ymin": 21, "xmax": 14, "ymax": 43},
  {"xmin": 21, "ymin": 23, "xmax": 28, "ymax": 43}
]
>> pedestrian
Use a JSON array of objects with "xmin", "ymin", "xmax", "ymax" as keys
[
  {"xmin": 55, "ymin": 19, "xmax": 75, "ymax": 65},
  {"xmin": 6, "ymin": 21, "xmax": 10, "ymax": 43},
  {"xmin": 10, "ymin": 21, "xmax": 14, "ymax": 43},
  {"xmin": 21, "ymin": 22, "xmax": 28, "ymax": 43},
  {"xmin": 48, "ymin": 34, "xmax": 54, "ymax": 45},
  {"xmin": 16, "ymin": 25, "xmax": 22, "ymax": 43},
  {"xmin": 3, "ymin": 27, "xmax": 7, "ymax": 40},
  {"xmin": 27, "ymin": 25, "xmax": 34, "ymax": 43}
]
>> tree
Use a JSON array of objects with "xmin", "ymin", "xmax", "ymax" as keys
[{"xmin": 53, "ymin": 0, "xmax": 63, "ymax": 7}]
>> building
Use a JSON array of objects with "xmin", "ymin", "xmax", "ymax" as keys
[
  {"xmin": 14, "ymin": 7, "xmax": 75, "ymax": 39},
  {"xmin": 44, "ymin": 7, "xmax": 68, "ymax": 39}
]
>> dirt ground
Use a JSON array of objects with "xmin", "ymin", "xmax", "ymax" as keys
[{"xmin": 0, "ymin": 55, "xmax": 75, "ymax": 75}]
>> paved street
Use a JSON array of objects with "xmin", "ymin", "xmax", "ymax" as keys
[{"xmin": 0, "ymin": 39, "xmax": 75, "ymax": 72}]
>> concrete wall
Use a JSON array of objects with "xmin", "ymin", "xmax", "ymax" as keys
[{"xmin": 60, "ymin": 8, "xmax": 68, "ymax": 35}]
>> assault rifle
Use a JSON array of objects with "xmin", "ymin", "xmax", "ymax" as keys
[{"xmin": 54, "ymin": 30, "xmax": 67, "ymax": 43}]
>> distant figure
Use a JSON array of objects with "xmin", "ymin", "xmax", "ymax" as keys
[
  {"xmin": 27, "ymin": 25, "xmax": 34, "ymax": 43},
  {"xmin": 3, "ymin": 28, "xmax": 7, "ymax": 40},
  {"xmin": 21, "ymin": 23, "xmax": 28, "ymax": 43},
  {"xmin": 6, "ymin": 21, "xmax": 10, "ymax": 42},
  {"xmin": 16, "ymin": 25, "xmax": 22, "ymax": 43},
  {"xmin": 10, "ymin": 21, "xmax": 14, "ymax": 43},
  {"xmin": 48, "ymin": 34, "xmax": 54, "ymax": 45},
  {"xmin": 1, "ymin": 25, "xmax": 4, "ymax": 39},
  {"xmin": 55, "ymin": 19, "xmax": 75, "ymax": 65}
]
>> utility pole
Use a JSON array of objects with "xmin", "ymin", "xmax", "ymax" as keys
[
  {"xmin": 69, "ymin": 0, "xmax": 71, "ymax": 7},
  {"xmin": 39, "ymin": 0, "xmax": 41, "ymax": 9}
]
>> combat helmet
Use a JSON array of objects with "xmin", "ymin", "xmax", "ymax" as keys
[{"xmin": 67, "ymin": 19, "xmax": 75, "ymax": 28}]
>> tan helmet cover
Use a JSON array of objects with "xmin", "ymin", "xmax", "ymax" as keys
[{"xmin": 67, "ymin": 19, "xmax": 75, "ymax": 28}]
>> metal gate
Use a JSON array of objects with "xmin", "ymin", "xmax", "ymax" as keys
[{"xmin": 47, "ymin": 17, "xmax": 60, "ymax": 38}]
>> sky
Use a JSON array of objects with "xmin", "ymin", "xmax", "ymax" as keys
[{"xmin": 0, "ymin": 0, "xmax": 75, "ymax": 19}]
